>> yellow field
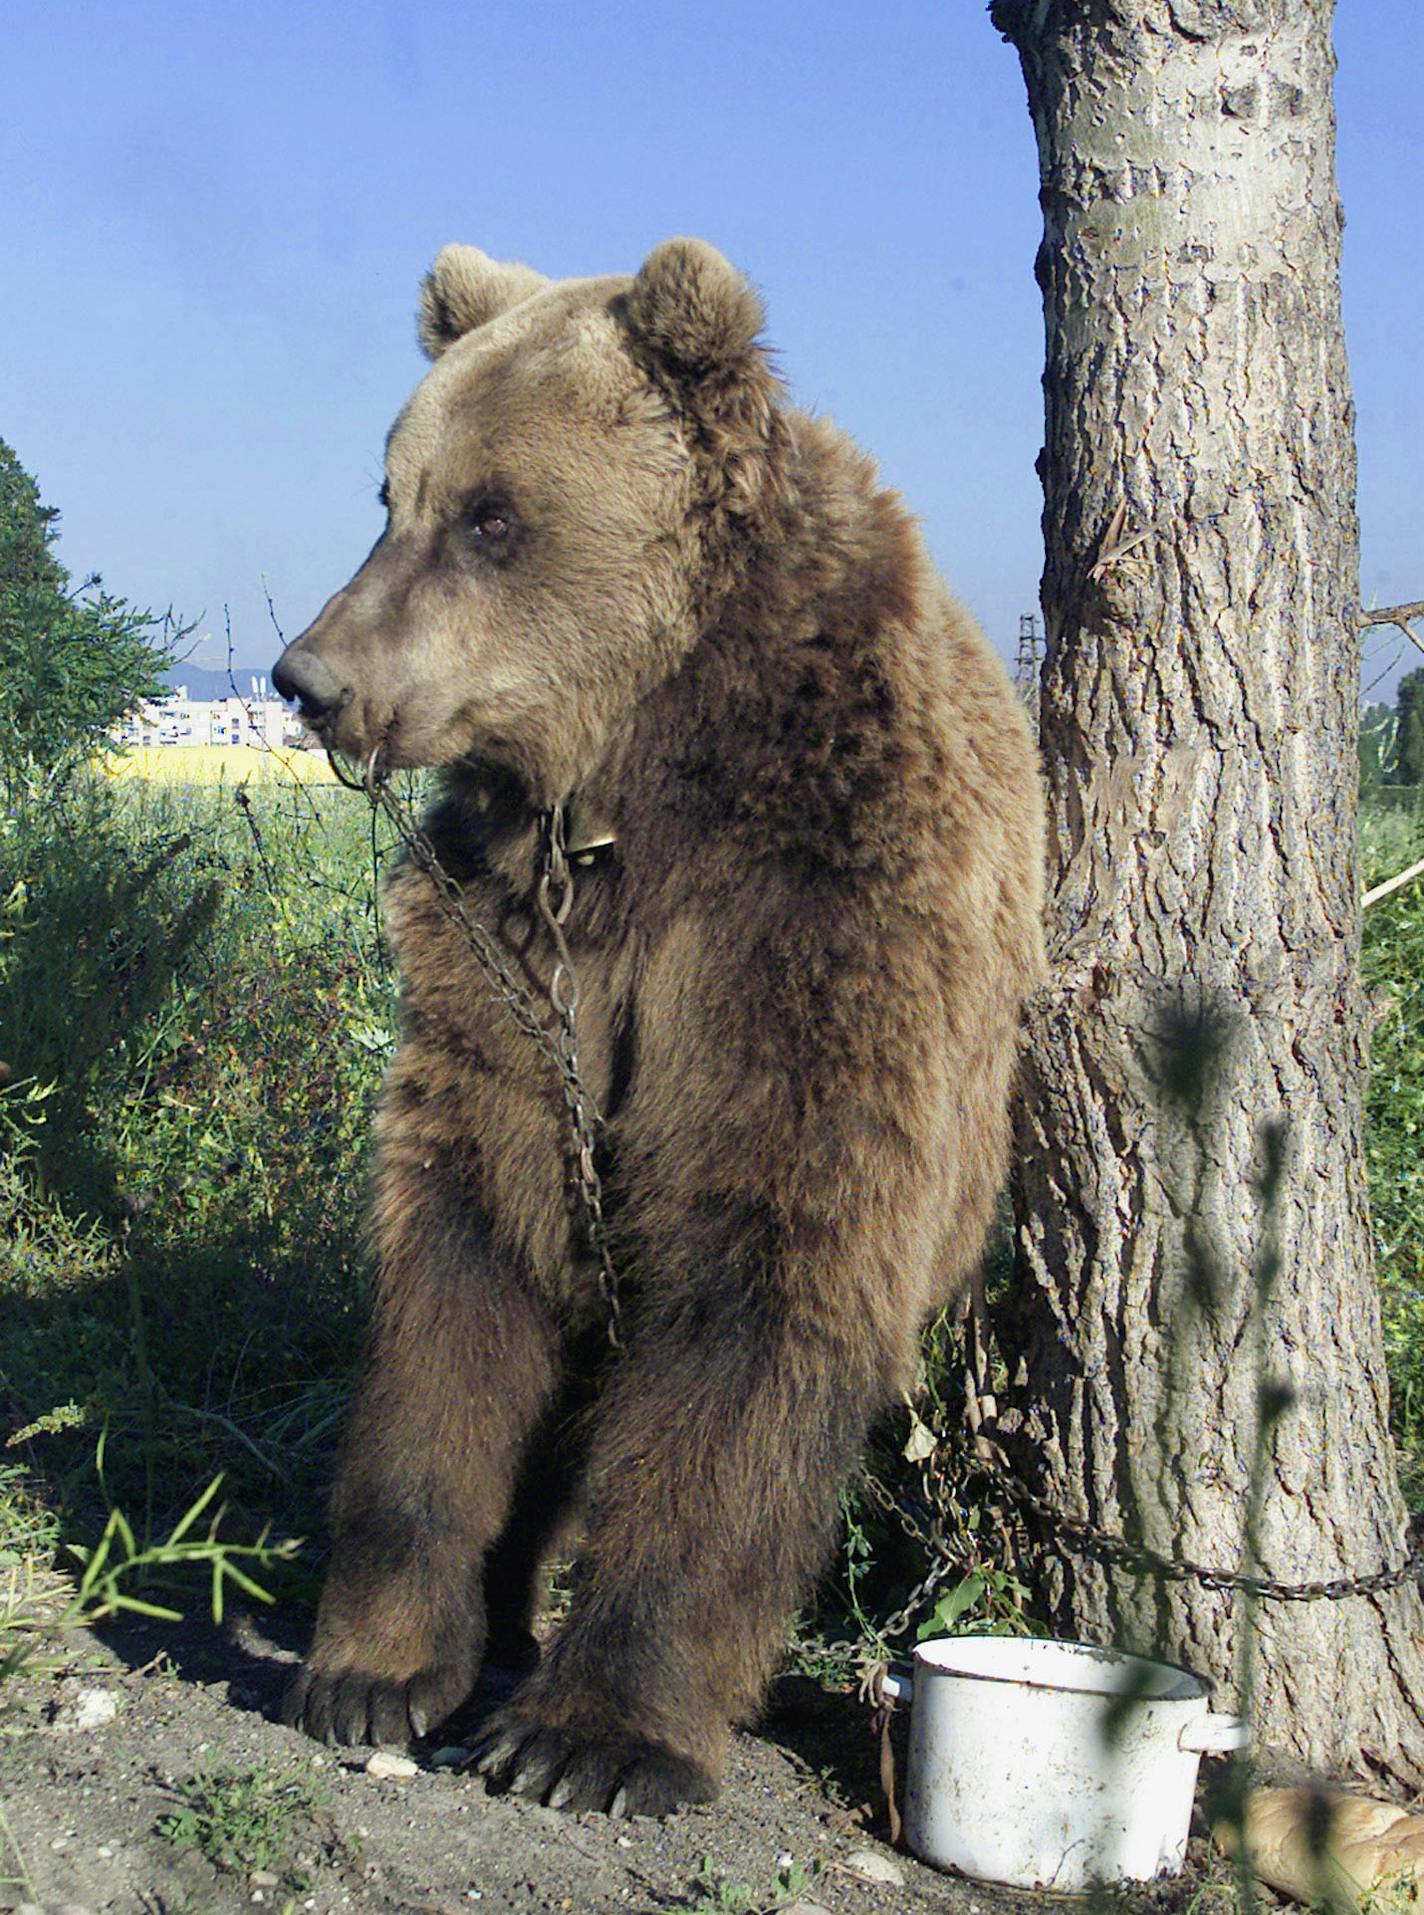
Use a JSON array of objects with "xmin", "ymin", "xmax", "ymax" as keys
[{"xmin": 98, "ymin": 744, "xmax": 342, "ymax": 785}]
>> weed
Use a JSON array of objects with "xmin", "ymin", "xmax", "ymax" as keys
[
  {"xmin": 692, "ymin": 1855, "xmax": 759, "ymax": 1914},
  {"xmin": 0, "ymin": 1463, "xmax": 60, "ymax": 1567},
  {"xmin": 690, "ymin": 1854, "xmax": 815, "ymax": 1914},
  {"xmin": 0, "ymin": 768, "xmax": 390, "ymax": 1624},
  {"xmin": 157, "ymin": 1764, "xmax": 327, "ymax": 1887},
  {"xmin": 0, "ymin": 1458, "xmax": 298, "ymax": 1684},
  {"xmin": 915, "ymin": 1564, "xmax": 1033, "ymax": 1641},
  {"xmin": 1361, "ymin": 1865, "xmax": 1423, "ymax": 1915},
  {"xmin": 814, "ymin": 1763, "xmax": 852, "ymax": 1811},
  {"xmin": 814, "ymin": 1235, "xmax": 1039, "ymax": 1657},
  {"xmin": 771, "ymin": 1859, "xmax": 812, "ymax": 1904}
]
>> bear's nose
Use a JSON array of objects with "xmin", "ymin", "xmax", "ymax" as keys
[{"xmin": 273, "ymin": 646, "xmax": 350, "ymax": 723}]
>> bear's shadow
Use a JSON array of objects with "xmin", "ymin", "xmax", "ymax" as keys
[{"xmin": 85, "ymin": 1606, "xmax": 890, "ymax": 1825}]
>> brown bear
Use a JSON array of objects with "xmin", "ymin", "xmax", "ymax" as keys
[{"xmin": 272, "ymin": 237, "xmax": 1044, "ymax": 1817}]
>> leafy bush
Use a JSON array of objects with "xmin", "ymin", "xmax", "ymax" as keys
[
  {"xmin": 0, "ymin": 772, "xmax": 397, "ymax": 1588},
  {"xmin": 0, "ymin": 776, "xmax": 221, "ymax": 1216},
  {"xmin": 1396, "ymin": 670, "xmax": 1424, "ymax": 789},
  {"xmin": 0, "ymin": 440, "xmax": 175, "ymax": 788}
]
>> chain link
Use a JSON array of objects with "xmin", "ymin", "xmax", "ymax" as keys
[{"xmin": 355, "ymin": 762, "xmax": 623, "ymax": 1346}]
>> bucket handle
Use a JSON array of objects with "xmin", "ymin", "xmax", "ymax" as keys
[
  {"xmin": 1179, "ymin": 1713, "xmax": 1250, "ymax": 1754},
  {"xmin": 879, "ymin": 1667, "xmax": 914, "ymax": 1705}
]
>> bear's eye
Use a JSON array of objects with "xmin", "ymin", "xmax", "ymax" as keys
[{"xmin": 468, "ymin": 503, "xmax": 512, "ymax": 541}]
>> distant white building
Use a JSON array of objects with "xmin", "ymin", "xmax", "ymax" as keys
[{"xmin": 114, "ymin": 678, "xmax": 309, "ymax": 752}]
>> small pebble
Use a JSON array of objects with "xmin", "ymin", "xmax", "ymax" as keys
[
  {"xmin": 95, "ymin": 1844, "xmax": 113, "ymax": 1859},
  {"xmin": 774, "ymin": 1849, "xmax": 795, "ymax": 1868},
  {"xmin": 55, "ymin": 1686, "xmax": 120, "ymax": 1733},
  {"xmin": 845, "ymin": 1847, "xmax": 906, "ymax": 1887},
  {"xmin": 779, "ymin": 1903, "xmax": 833, "ymax": 1915},
  {"xmin": 50, "ymin": 1834, "xmax": 70, "ymax": 1851},
  {"xmin": 250, "ymin": 1870, "xmax": 281, "ymax": 1889},
  {"xmin": 365, "ymin": 1750, "xmax": 418, "ymax": 1779},
  {"xmin": 616, "ymin": 1835, "xmax": 632, "ymax": 1848},
  {"xmin": 430, "ymin": 1744, "xmax": 469, "ymax": 1767}
]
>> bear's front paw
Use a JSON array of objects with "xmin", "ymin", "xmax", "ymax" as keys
[
  {"xmin": 279, "ymin": 1659, "xmax": 470, "ymax": 1749},
  {"xmin": 472, "ymin": 1711, "xmax": 717, "ymax": 1817}
]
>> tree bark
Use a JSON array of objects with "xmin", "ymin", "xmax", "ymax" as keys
[{"xmin": 991, "ymin": 0, "xmax": 1424, "ymax": 1784}]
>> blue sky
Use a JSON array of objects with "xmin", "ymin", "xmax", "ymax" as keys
[{"xmin": 2, "ymin": 3, "xmax": 1420, "ymax": 695}]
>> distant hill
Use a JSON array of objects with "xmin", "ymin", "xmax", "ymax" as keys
[{"xmin": 160, "ymin": 661, "xmax": 280, "ymax": 702}]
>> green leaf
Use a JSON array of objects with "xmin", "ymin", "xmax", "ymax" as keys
[
  {"xmin": 165, "ymin": 1474, "xmax": 226, "ymax": 1548},
  {"xmin": 917, "ymin": 1573, "xmax": 985, "ymax": 1641}
]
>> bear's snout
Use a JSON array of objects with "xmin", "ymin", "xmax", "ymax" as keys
[{"xmin": 273, "ymin": 645, "xmax": 352, "ymax": 727}]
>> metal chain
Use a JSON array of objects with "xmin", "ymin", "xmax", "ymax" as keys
[
  {"xmin": 953, "ymin": 1294, "xmax": 1424, "ymax": 1604},
  {"xmin": 348, "ymin": 758, "xmax": 623, "ymax": 1346},
  {"xmin": 976, "ymin": 1442, "xmax": 1424, "ymax": 1602},
  {"xmin": 532, "ymin": 803, "xmax": 623, "ymax": 1346},
  {"xmin": 814, "ymin": 1480, "xmax": 979, "ymax": 1664},
  {"xmin": 816, "ymin": 1437, "xmax": 1424, "ymax": 1673},
  {"xmin": 868, "ymin": 1547, "xmax": 967, "ymax": 1648}
]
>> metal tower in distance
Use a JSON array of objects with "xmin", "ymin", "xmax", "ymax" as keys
[{"xmin": 1014, "ymin": 613, "xmax": 1042, "ymax": 727}]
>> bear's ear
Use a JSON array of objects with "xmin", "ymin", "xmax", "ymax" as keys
[
  {"xmin": 418, "ymin": 245, "xmax": 550, "ymax": 359},
  {"xmin": 621, "ymin": 240, "xmax": 788, "ymax": 521},
  {"xmin": 622, "ymin": 238, "xmax": 766, "ymax": 377}
]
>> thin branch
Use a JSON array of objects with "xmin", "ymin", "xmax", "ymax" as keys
[
  {"xmin": 1363, "ymin": 855, "xmax": 1424, "ymax": 911},
  {"xmin": 1358, "ymin": 601, "xmax": 1424, "ymax": 656},
  {"xmin": 1359, "ymin": 601, "xmax": 1424, "ymax": 629}
]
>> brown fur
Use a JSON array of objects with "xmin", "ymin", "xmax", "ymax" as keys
[{"xmin": 273, "ymin": 238, "xmax": 1045, "ymax": 1814}]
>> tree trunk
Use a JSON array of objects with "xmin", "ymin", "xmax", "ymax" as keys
[{"xmin": 991, "ymin": 0, "xmax": 1424, "ymax": 1785}]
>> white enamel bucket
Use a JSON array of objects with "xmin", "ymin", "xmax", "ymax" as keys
[{"xmin": 881, "ymin": 1636, "xmax": 1248, "ymax": 1893}]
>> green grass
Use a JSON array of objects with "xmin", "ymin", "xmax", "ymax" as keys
[
  {"xmin": 1362, "ymin": 792, "xmax": 1424, "ymax": 1507},
  {"xmin": 0, "ymin": 767, "xmax": 407, "ymax": 1628}
]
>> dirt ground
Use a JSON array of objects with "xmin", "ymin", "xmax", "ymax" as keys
[{"xmin": 0, "ymin": 1609, "xmax": 1237, "ymax": 1915}]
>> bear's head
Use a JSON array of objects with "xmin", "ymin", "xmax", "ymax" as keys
[{"xmin": 273, "ymin": 239, "xmax": 785, "ymax": 806}]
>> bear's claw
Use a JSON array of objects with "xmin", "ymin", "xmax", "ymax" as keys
[
  {"xmin": 279, "ymin": 1661, "xmax": 468, "ymax": 1749},
  {"xmin": 472, "ymin": 1713, "xmax": 717, "ymax": 1817}
]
